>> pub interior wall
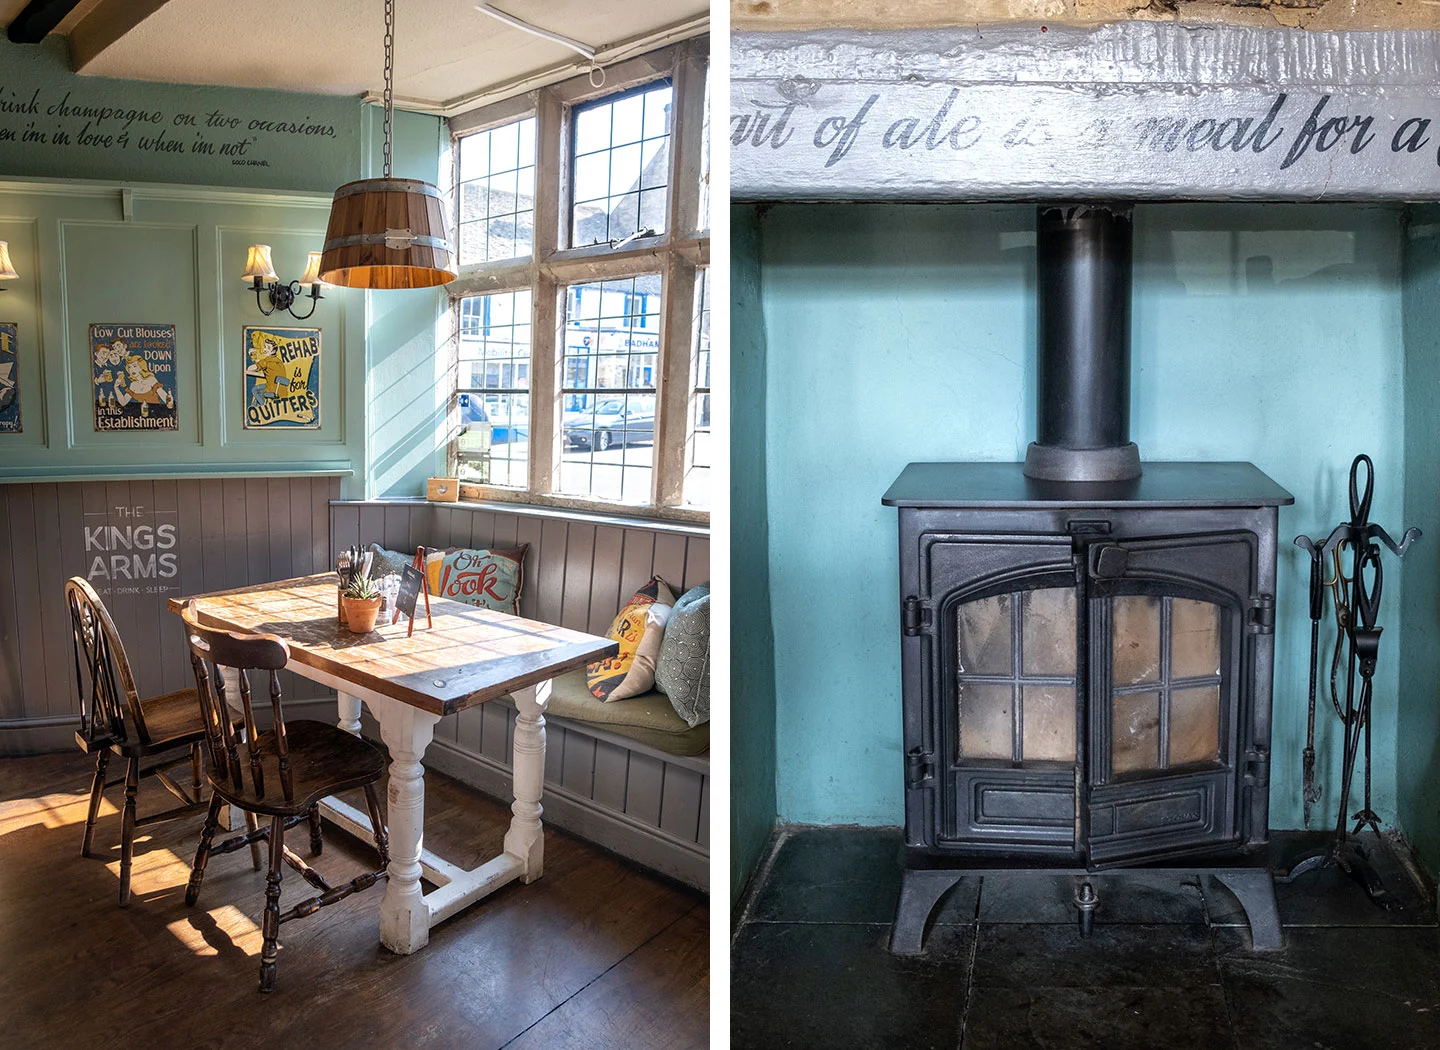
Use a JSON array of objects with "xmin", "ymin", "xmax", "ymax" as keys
[
  {"xmin": 748, "ymin": 201, "xmax": 1411, "ymax": 846},
  {"xmin": 0, "ymin": 35, "xmax": 447, "ymax": 499},
  {"xmin": 0, "ymin": 40, "xmax": 449, "ymax": 744}
]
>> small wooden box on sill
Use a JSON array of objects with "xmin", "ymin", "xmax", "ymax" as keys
[{"xmin": 426, "ymin": 476, "xmax": 460, "ymax": 502}]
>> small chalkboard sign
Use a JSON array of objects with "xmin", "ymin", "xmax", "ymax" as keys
[{"xmin": 391, "ymin": 548, "xmax": 433, "ymax": 636}]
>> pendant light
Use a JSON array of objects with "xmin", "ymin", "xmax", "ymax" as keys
[{"xmin": 319, "ymin": 0, "xmax": 456, "ymax": 289}]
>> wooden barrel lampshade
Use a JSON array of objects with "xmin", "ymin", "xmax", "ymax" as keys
[{"xmin": 318, "ymin": 178, "xmax": 457, "ymax": 289}]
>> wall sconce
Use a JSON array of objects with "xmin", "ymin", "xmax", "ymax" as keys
[
  {"xmin": 242, "ymin": 245, "xmax": 325, "ymax": 319},
  {"xmin": 0, "ymin": 241, "xmax": 18, "ymax": 290}
]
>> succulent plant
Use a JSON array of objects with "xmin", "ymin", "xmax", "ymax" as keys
[{"xmin": 344, "ymin": 574, "xmax": 381, "ymax": 601}]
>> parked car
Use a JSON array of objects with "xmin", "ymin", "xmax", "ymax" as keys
[
  {"xmin": 458, "ymin": 393, "xmax": 527, "ymax": 443},
  {"xmin": 563, "ymin": 396, "xmax": 654, "ymax": 451}
]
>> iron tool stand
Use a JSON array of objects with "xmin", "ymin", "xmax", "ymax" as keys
[{"xmin": 1281, "ymin": 455, "xmax": 1420, "ymax": 907}]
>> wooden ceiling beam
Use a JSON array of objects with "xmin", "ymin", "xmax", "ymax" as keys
[
  {"xmin": 6, "ymin": 0, "xmax": 85, "ymax": 43},
  {"xmin": 68, "ymin": 0, "xmax": 172, "ymax": 71}
]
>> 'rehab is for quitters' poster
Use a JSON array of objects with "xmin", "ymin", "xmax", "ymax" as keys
[
  {"xmin": 243, "ymin": 326, "xmax": 321, "ymax": 429},
  {"xmin": 91, "ymin": 324, "xmax": 178, "ymax": 432},
  {"xmin": 0, "ymin": 322, "xmax": 19, "ymax": 433}
]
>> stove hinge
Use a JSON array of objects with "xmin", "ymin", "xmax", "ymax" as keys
[
  {"xmin": 1248, "ymin": 594, "xmax": 1276, "ymax": 635},
  {"xmin": 1242, "ymin": 746, "xmax": 1270, "ymax": 788},
  {"xmin": 906, "ymin": 747, "xmax": 934, "ymax": 788},
  {"xmin": 901, "ymin": 596, "xmax": 932, "ymax": 636}
]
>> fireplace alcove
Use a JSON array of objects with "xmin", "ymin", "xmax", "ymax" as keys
[{"xmin": 730, "ymin": 22, "xmax": 1440, "ymax": 960}]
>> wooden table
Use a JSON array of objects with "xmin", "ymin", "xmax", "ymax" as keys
[{"xmin": 168, "ymin": 574, "xmax": 617, "ymax": 955}]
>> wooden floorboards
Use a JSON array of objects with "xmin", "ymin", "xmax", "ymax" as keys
[{"xmin": 0, "ymin": 751, "xmax": 709, "ymax": 1050}]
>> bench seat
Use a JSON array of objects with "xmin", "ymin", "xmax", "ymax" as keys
[{"xmin": 543, "ymin": 668, "xmax": 709, "ymax": 758}]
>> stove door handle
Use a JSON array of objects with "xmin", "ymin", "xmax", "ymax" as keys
[{"xmin": 1090, "ymin": 544, "xmax": 1130, "ymax": 579}]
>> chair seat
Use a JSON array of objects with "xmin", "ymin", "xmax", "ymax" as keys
[
  {"xmin": 99, "ymin": 687, "xmax": 209, "ymax": 755},
  {"xmin": 209, "ymin": 720, "xmax": 386, "ymax": 817}
]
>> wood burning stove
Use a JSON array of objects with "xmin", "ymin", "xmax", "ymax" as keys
[{"xmin": 885, "ymin": 206, "xmax": 1294, "ymax": 953}]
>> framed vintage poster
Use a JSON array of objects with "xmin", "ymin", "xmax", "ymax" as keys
[
  {"xmin": 0, "ymin": 321, "xmax": 19, "ymax": 433},
  {"xmin": 243, "ymin": 326, "xmax": 321, "ymax": 429},
  {"xmin": 91, "ymin": 324, "xmax": 178, "ymax": 432}
]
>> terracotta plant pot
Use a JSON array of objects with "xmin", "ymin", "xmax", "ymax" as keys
[{"xmin": 343, "ymin": 596, "xmax": 383, "ymax": 633}]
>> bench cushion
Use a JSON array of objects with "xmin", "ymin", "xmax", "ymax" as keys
[{"xmin": 545, "ymin": 668, "xmax": 709, "ymax": 758}]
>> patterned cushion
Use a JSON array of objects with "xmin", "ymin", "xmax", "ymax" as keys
[
  {"xmin": 423, "ymin": 546, "xmax": 528, "ymax": 614},
  {"xmin": 587, "ymin": 576, "xmax": 677, "ymax": 701},
  {"xmin": 366, "ymin": 543, "xmax": 414, "ymax": 579},
  {"xmin": 655, "ymin": 584, "xmax": 710, "ymax": 727}
]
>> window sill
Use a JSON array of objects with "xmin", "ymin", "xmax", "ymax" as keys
[{"xmin": 455, "ymin": 484, "xmax": 709, "ymax": 530}]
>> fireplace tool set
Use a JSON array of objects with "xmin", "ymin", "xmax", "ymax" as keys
[{"xmin": 1286, "ymin": 454, "xmax": 1421, "ymax": 906}]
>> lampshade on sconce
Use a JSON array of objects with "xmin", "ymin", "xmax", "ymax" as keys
[
  {"xmin": 297, "ymin": 251, "xmax": 324, "ymax": 290},
  {"xmin": 0, "ymin": 241, "xmax": 19, "ymax": 284},
  {"xmin": 241, "ymin": 244, "xmax": 278, "ymax": 284},
  {"xmin": 318, "ymin": 0, "xmax": 455, "ymax": 290}
]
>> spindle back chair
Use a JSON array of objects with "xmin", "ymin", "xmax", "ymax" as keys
[
  {"xmin": 180, "ymin": 601, "xmax": 390, "ymax": 993},
  {"xmin": 65, "ymin": 576, "xmax": 214, "ymax": 905}
]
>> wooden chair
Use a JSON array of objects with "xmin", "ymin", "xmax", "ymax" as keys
[
  {"xmin": 66, "ymin": 576, "xmax": 218, "ymax": 906},
  {"xmin": 179, "ymin": 601, "xmax": 390, "ymax": 993}
]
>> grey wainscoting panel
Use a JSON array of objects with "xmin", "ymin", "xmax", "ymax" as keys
[
  {"xmin": 335, "ymin": 498, "xmax": 711, "ymax": 888},
  {"xmin": 0, "ymin": 476, "xmax": 341, "ymax": 753}
]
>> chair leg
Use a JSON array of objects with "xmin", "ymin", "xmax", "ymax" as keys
[
  {"xmin": 118, "ymin": 756, "xmax": 140, "ymax": 907},
  {"xmin": 308, "ymin": 804, "xmax": 324, "ymax": 857},
  {"xmin": 186, "ymin": 794, "xmax": 224, "ymax": 907},
  {"xmin": 362, "ymin": 783, "xmax": 389, "ymax": 867},
  {"xmin": 245, "ymin": 810, "xmax": 263, "ymax": 872},
  {"xmin": 190, "ymin": 743, "xmax": 203, "ymax": 803},
  {"xmin": 259, "ymin": 814, "xmax": 285, "ymax": 994},
  {"xmin": 81, "ymin": 749, "xmax": 109, "ymax": 858}
]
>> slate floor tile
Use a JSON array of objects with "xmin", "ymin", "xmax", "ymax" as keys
[
  {"xmin": 971, "ymin": 923, "xmax": 1216, "ymax": 989},
  {"xmin": 731, "ymin": 921, "xmax": 973, "ymax": 1050},
  {"xmin": 976, "ymin": 871, "xmax": 1206, "ymax": 925},
  {"xmin": 1216, "ymin": 927, "xmax": 1440, "ymax": 1050},
  {"xmin": 962, "ymin": 985, "xmax": 1233, "ymax": 1050}
]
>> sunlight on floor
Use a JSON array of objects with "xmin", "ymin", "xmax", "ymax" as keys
[
  {"xmin": 167, "ymin": 904, "xmax": 263, "ymax": 957},
  {"xmin": 0, "ymin": 791, "xmax": 116, "ymax": 830}
]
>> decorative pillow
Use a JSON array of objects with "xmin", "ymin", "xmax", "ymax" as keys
[
  {"xmin": 423, "ymin": 545, "xmax": 528, "ymax": 614},
  {"xmin": 587, "ymin": 576, "xmax": 677, "ymax": 701},
  {"xmin": 366, "ymin": 543, "xmax": 415, "ymax": 579},
  {"xmin": 654, "ymin": 584, "xmax": 709, "ymax": 727}
]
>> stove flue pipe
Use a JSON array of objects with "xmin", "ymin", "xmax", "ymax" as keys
[{"xmin": 1023, "ymin": 204, "xmax": 1142, "ymax": 482}]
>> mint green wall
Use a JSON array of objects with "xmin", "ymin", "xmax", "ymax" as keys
[
  {"xmin": 754, "ymin": 202, "xmax": 1406, "ymax": 832},
  {"xmin": 0, "ymin": 37, "xmax": 359, "ymax": 192},
  {"xmin": 731, "ymin": 205, "xmax": 778, "ymax": 902},
  {"xmin": 1399, "ymin": 207, "xmax": 1440, "ymax": 875},
  {"xmin": 361, "ymin": 107, "xmax": 450, "ymax": 499},
  {"xmin": 0, "ymin": 42, "xmax": 449, "ymax": 502}
]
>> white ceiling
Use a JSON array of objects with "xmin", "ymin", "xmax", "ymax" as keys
[{"xmin": 3, "ymin": 0, "xmax": 706, "ymax": 113}]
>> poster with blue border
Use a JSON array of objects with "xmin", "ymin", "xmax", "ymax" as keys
[
  {"xmin": 243, "ymin": 326, "xmax": 321, "ymax": 429},
  {"xmin": 0, "ymin": 322, "xmax": 18, "ymax": 433},
  {"xmin": 91, "ymin": 324, "xmax": 178, "ymax": 432}
]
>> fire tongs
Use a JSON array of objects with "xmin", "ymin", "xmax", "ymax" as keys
[{"xmin": 1283, "ymin": 454, "xmax": 1420, "ymax": 907}]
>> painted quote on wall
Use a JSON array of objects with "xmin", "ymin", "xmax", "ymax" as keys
[
  {"xmin": 730, "ymin": 83, "xmax": 1440, "ymax": 199},
  {"xmin": 243, "ymin": 326, "xmax": 321, "ymax": 429},
  {"xmin": 91, "ymin": 324, "xmax": 177, "ymax": 432}
]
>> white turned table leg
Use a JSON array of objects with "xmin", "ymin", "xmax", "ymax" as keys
[
  {"xmin": 337, "ymin": 691, "xmax": 362, "ymax": 737},
  {"xmin": 368, "ymin": 696, "xmax": 440, "ymax": 955},
  {"xmin": 504, "ymin": 680, "xmax": 550, "ymax": 883}
]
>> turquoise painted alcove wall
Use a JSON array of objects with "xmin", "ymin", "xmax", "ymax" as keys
[
  {"xmin": 732, "ymin": 205, "xmax": 778, "ymax": 903},
  {"xmin": 0, "ymin": 36, "xmax": 447, "ymax": 500},
  {"xmin": 748, "ymin": 202, "xmax": 1416, "ymax": 850}
]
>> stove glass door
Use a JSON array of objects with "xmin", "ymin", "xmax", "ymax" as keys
[{"xmin": 1085, "ymin": 532, "xmax": 1257, "ymax": 866}]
